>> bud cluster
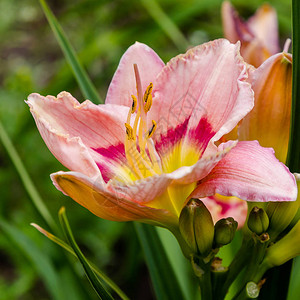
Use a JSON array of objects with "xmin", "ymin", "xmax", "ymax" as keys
[{"xmin": 179, "ymin": 199, "xmax": 238, "ymax": 258}]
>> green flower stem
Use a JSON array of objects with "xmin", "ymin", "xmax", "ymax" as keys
[
  {"xmin": 232, "ymin": 239, "xmax": 269, "ymax": 299},
  {"xmin": 197, "ymin": 265, "xmax": 212, "ymax": 300},
  {"xmin": 252, "ymin": 260, "xmax": 271, "ymax": 283},
  {"xmin": 211, "ymin": 269, "xmax": 228, "ymax": 299},
  {"xmin": 220, "ymin": 238, "xmax": 253, "ymax": 297}
]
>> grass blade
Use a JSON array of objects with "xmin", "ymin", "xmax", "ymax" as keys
[
  {"xmin": 134, "ymin": 223, "xmax": 187, "ymax": 300},
  {"xmin": 39, "ymin": 0, "xmax": 102, "ymax": 104},
  {"xmin": 31, "ymin": 223, "xmax": 130, "ymax": 300},
  {"xmin": 140, "ymin": 0, "xmax": 189, "ymax": 52},
  {"xmin": 58, "ymin": 207, "xmax": 114, "ymax": 300}
]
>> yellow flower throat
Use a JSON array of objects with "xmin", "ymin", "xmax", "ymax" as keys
[{"xmin": 118, "ymin": 64, "xmax": 197, "ymax": 217}]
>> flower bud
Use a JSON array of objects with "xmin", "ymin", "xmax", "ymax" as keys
[
  {"xmin": 179, "ymin": 198, "xmax": 214, "ymax": 256},
  {"xmin": 286, "ymin": 174, "xmax": 300, "ymax": 229},
  {"xmin": 266, "ymin": 192, "xmax": 300, "ymax": 240},
  {"xmin": 239, "ymin": 52, "xmax": 292, "ymax": 163},
  {"xmin": 264, "ymin": 220, "xmax": 300, "ymax": 268},
  {"xmin": 214, "ymin": 217, "xmax": 238, "ymax": 247},
  {"xmin": 247, "ymin": 206, "xmax": 269, "ymax": 235}
]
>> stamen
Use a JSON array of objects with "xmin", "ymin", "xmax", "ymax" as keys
[
  {"xmin": 147, "ymin": 120, "xmax": 157, "ymax": 138},
  {"xmin": 122, "ymin": 64, "xmax": 160, "ymax": 180},
  {"xmin": 125, "ymin": 123, "xmax": 135, "ymax": 140},
  {"xmin": 131, "ymin": 95, "xmax": 137, "ymax": 113},
  {"xmin": 133, "ymin": 64, "xmax": 147, "ymax": 120},
  {"xmin": 146, "ymin": 138, "xmax": 162, "ymax": 173},
  {"xmin": 143, "ymin": 82, "xmax": 153, "ymax": 113}
]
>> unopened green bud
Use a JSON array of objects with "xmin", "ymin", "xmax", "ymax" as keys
[
  {"xmin": 247, "ymin": 206, "xmax": 269, "ymax": 235},
  {"xmin": 267, "ymin": 173, "xmax": 300, "ymax": 234},
  {"xmin": 266, "ymin": 199, "xmax": 299, "ymax": 240},
  {"xmin": 264, "ymin": 220, "xmax": 300, "ymax": 268},
  {"xmin": 214, "ymin": 217, "xmax": 238, "ymax": 247},
  {"xmin": 179, "ymin": 199, "xmax": 198, "ymax": 254},
  {"xmin": 179, "ymin": 198, "xmax": 214, "ymax": 256}
]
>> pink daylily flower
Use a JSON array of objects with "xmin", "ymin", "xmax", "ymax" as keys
[
  {"xmin": 222, "ymin": 1, "xmax": 279, "ymax": 67},
  {"xmin": 26, "ymin": 39, "xmax": 297, "ymax": 232}
]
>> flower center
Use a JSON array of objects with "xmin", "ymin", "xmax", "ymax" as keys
[{"xmin": 123, "ymin": 64, "xmax": 162, "ymax": 180}]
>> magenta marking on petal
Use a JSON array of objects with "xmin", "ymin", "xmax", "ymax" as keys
[
  {"xmin": 93, "ymin": 143, "xmax": 126, "ymax": 161},
  {"xmin": 93, "ymin": 143, "xmax": 126, "ymax": 183},
  {"xmin": 207, "ymin": 196, "xmax": 232, "ymax": 214},
  {"xmin": 154, "ymin": 117, "xmax": 215, "ymax": 157},
  {"xmin": 188, "ymin": 117, "xmax": 215, "ymax": 152},
  {"xmin": 155, "ymin": 117, "xmax": 189, "ymax": 154},
  {"xmin": 96, "ymin": 162, "xmax": 111, "ymax": 183}
]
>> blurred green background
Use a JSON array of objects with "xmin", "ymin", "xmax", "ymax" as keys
[{"xmin": 0, "ymin": 0, "xmax": 294, "ymax": 299}]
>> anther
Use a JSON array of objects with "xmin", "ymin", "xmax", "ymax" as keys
[
  {"xmin": 131, "ymin": 95, "xmax": 137, "ymax": 113},
  {"xmin": 125, "ymin": 123, "xmax": 135, "ymax": 140},
  {"xmin": 147, "ymin": 120, "xmax": 157, "ymax": 138},
  {"xmin": 144, "ymin": 82, "xmax": 153, "ymax": 113}
]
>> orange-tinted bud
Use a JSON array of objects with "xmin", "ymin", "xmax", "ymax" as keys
[{"xmin": 239, "ymin": 52, "xmax": 292, "ymax": 163}]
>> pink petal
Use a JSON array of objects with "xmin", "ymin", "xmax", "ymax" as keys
[
  {"xmin": 51, "ymin": 171, "xmax": 176, "ymax": 226},
  {"xmin": 222, "ymin": 1, "xmax": 254, "ymax": 43},
  {"xmin": 168, "ymin": 140, "xmax": 237, "ymax": 184},
  {"xmin": 149, "ymin": 39, "xmax": 254, "ymax": 152},
  {"xmin": 201, "ymin": 194, "xmax": 247, "ymax": 228},
  {"xmin": 247, "ymin": 4, "xmax": 280, "ymax": 55},
  {"xmin": 27, "ymin": 92, "xmax": 130, "ymax": 177},
  {"xmin": 107, "ymin": 174, "xmax": 172, "ymax": 204},
  {"xmin": 191, "ymin": 141, "xmax": 297, "ymax": 202},
  {"xmin": 105, "ymin": 42, "xmax": 165, "ymax": 107}
]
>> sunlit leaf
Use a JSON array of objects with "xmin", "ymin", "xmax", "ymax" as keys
[
  {"xmin": 58, "ymin": 207, "xmax": 114, "ymax": 300},
  {"xmin": 134, "ymin": 223, "xmax": 187, "ymax": 300},
  {"xmin": 31, "ymin": 223, "xmax": 129, "ymax": 300}
]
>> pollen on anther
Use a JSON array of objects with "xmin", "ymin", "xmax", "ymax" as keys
[
  {"xmin": 147, "ymin": 120, "xmax": 157, "ymax": 138},
  {"xmin": 131, "ymin": 95, "xmax": 137, "ymax": 113},
  {"xmin": 144, "ymin": 82, "xmax": 153, "ymax": 113},
  {"xmin": 125, "ymin": 123, "xmax": 135, "ymax": 140}
]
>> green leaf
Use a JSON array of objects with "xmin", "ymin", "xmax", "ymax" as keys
[
  {"xmin": 266, "ymin": 1, "xmax": 300, "ymax": 299},
  {"xmin": 39, "ymin": 0, "xmax": 102, "ymax": 104},
  {"xmin": 140, "ymin": 0, "xmax": 189, "ymax": 52},
  {"xmin": 156, "ymin": 227, "xmax": 195, "ymax": 299},
  {"xmin": 288, "ymin": 0, "xmax": 300, "ymax": 297},
  {"xmin": 31, "ymin": 223, "xmax": 129, "ymax": 300},
  {"xmin": 58, "ymin": 207, "xmax": 114, "ymax": 300},
  {"xmin": 134, "ymin": 223, "xmax": 187, "ymax": 300},
  {"xmin": 0, "ymin": 220, "xmax": 64, "ymax": 300},
  {"xmin": 288, "ymin": 257, "xmax": 300, "ymax": 300},
  {"xmin": 287, "ymin": 0, "xmax": 300, "ymax": 172}
]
